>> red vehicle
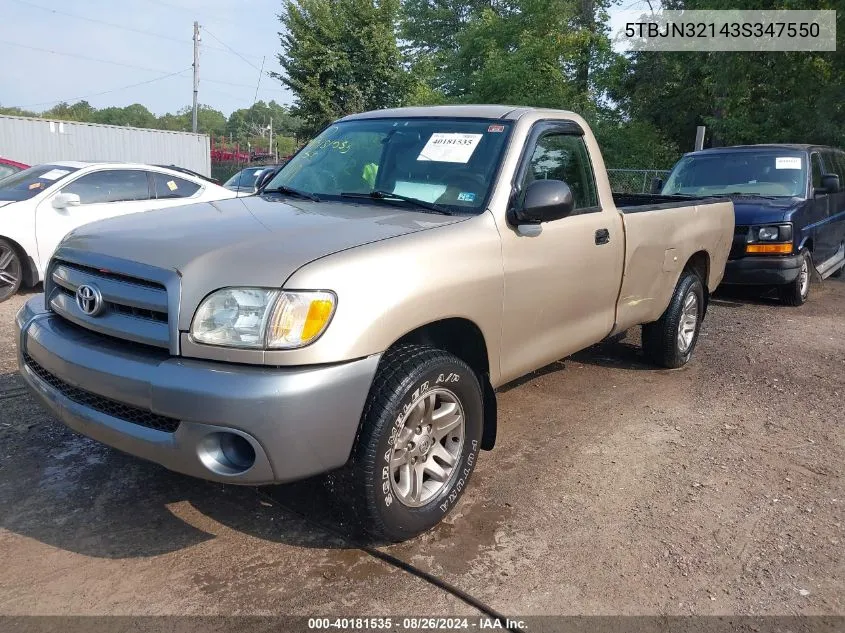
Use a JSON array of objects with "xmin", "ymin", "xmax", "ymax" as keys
[{"xmin": 0, "ymin": 157, "xmax": 29, "ymax": 180}]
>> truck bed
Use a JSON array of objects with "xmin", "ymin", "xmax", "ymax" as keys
[
  {"xmin": 610, "ymin": 193, "xmax": 735, "ymax": 336},
  {"xmin": 613, "ymin": 192, "xmax": 727, "ymax": 212}
]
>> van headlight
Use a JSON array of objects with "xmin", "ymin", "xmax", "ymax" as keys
[
  {"xmin": 191, "ymin": 288, "xmax": 336, "ymax": 349},
  {"xmin": 750, "ymin": 224, "xmax": 792, "ymax": 242}
]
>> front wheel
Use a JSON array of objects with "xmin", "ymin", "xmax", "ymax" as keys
[
  {"xmin": 0, "ymin": 238, "xmax": 23, "ymax": 303},
  {"xmin": 345, "ymin": 345, "xmax": 483, "ymax": 542},
  {"xmin": 779, "ymin": 249, "xmax": 811, "ymax": 306},
  {"xmin": 642, "ymin": 270, "xmax": 705, "ymax": 369}
]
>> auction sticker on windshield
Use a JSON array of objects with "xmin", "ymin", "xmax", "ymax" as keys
[
  {"xmin": 39, "ymin": 169, "xmax": 71, "ymax": 181},
  {"xmin": 418, "ymin": 133, "xmax": 483, "ymax": 163},
  {"xmin": 776, "ymin": 157, "xmax": 802, "ymax": 170}
]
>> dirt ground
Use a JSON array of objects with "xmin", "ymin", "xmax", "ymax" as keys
[{"xmin": 0, "ymin": 278, "xmax": 842, "ymax": 618}]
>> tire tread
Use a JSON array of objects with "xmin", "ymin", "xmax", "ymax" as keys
[{"xmin": 345, "ymin": 344, "xmax": 476, "ymax": 541}]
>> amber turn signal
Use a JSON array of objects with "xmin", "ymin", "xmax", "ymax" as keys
[{"xmin": 746, "ymin": 243, "xmax": 793, "ymax": 254}]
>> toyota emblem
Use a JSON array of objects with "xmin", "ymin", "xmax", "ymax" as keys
[{"xmin": 75, "ymin": 284, "xmax": 104, "ymax": 316}]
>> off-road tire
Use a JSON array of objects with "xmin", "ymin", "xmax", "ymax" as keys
[
  {"xmin": 0, "ymin": 238, "xmax": 23, "ymax": 303},
  {"xmin": 779, "ymin": 248, "xmax": 811, "ymax": 306},
  {"xmin": 345, "ymin": 344, "xmax": 483, "ymax": 542},
  {"xmin": 641, "ymin": 270, "xmax": 705, "ymax": 369}
]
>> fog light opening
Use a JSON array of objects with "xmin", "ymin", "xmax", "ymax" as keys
[{"xmin": 198, "ymin": 432, "xmax": 257, "ymax": 476}]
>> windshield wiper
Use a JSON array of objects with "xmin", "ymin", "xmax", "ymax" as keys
[
  {"xmin": 724, "ymin": 192, "xmax": 781, "ymax": 199},
  {"xmin": 340, "ymin": 190, "xmax": 451, "ymax": 215},
  {"xmin": 262, "ymin": 185, "xmax": 321, "ymax": 202}
]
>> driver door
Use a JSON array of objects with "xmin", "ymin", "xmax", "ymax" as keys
[
  {"xmin": 497, "ymin": 125, "xmax": 625, "ymax": 383},
  {"xmin": 34, "ymin": 169, "xmax": 153, "ymax": 270}
]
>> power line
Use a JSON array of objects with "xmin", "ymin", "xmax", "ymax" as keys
[
  {"xmin": 253, "ymin": 57, "xmax": 267, "ymax": 105},
  {"xmin": 8, "ymin": 0, "xmax": 260, "ymax": 58},
  {"xmin": 141, "ymin": 0, "xmax": 255, "ymax": 30},
  {"xmin": 10, "ymin": 0, "xmax": 188, "ymax": 45},
  {"xmin": 203, "ymin": 76, "xmax": 288, "ymax": 95},
  {"xmin": 0, "ymin": 39, "xmax": 174, "ymax": 74},
  {"xmin": 203, "ymin": 28, "xmax": 264, "ymax": 72},
  {"xmin": 0, "ymin": 39, "xmax": 282, "ymax": 94},
  {"xmin": 15, "ymin": 69, "xmax": 191, "ymax": 109}
]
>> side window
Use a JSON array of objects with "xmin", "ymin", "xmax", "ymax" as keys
[
  {"xmin": 523, "ymin": 132, "xmax": 598, "ymax": 212},
  {"xmin": 151, "ymin": 172, "xmax": 201, "ymax": 199},
  {"xmin": 61, "ymin": 170, "xmax": 150, "ymax": 204},
  {"xmin": 811, "ymin": 153, "xmax": 824, "ymax": 191}
]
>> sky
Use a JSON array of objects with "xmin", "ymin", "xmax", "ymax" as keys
[
  {"xmin": 0, "ymin": 0, "xmax": 292, "ymax": 116},
  {"xmin": 0, "ymin": 0, "xmax": 653, "ymax": 117}
]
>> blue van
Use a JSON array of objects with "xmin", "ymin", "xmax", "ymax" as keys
[{"xmin": 662, "ymin": 145, "xmax": 845, "ymax": 305}]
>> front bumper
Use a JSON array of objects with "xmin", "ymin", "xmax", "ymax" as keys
[
  {"xmin": 16, "ymin": 295, "xmax": 381, "ymax": 484},
  {"xmin": 722, "ymin": 253, "xmax": 803, "ymax": 286}
]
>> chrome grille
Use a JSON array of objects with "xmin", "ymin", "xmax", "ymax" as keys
[
  {"xmin": 23, "ymin": 353, "xmax": 180, "ymax": 433},
  {"xmin": 48, "ymin": 259, "xmax": 171, "ymax": 349}
]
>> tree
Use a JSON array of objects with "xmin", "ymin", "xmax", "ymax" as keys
[
  {"xmin": 274, "ymin": 0, "xmax": 412, "ymax": 136},
  {"xmin": 88, "ymin": 103, "xmax": 158, "ymax": 128},
  {"xmin": 401, "ymin": 0, "xmax": 497, "ymax": 98},
  {"xmin": 42, "ymin": 101, "xmax": 97, "ymax": 122},
  {"xmin": 401, "ymin": 0, "xmax": 620, "ymax": 112},
  {"xmin": 226, "ymin": 100, "xmax": 301, "ymax": 142},
  {"xmin": 616, "ymin": 0, "xmax": 845, "ymax": 150}
]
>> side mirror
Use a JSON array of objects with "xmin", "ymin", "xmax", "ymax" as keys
[
  {"xmin": 513, "ymin": 180, "xmax": 574, "ymax": 229},
  {"xmin": 52, "ymin": 193, "xmax": 81, "ymax": 209},
  {"xmin": 650, "ymin": 177, "xmax": 664, "ymax": 194},
  {"xmin": 255, "ymin": 169, "xmax": 276, "ymax": 193},
  {"xmin": 818, "ymin": 174, "xmax": 840, "ymax": 195}
]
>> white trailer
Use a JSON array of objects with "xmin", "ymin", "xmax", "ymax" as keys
[{"xmin": 0, "ymin": 115, "xmax": 211, "ymax": 176}]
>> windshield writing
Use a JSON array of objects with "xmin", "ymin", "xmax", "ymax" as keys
[{"xmin": 265, "ymin": 118, "xmax": 513, "ymax": 213}]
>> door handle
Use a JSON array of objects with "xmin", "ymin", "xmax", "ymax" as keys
[{"xmin": 595, "ymin": 228, "xmax": 610, "ymax": 245}]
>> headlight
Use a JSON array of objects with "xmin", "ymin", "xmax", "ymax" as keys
[
  {"xmin": 757, "ymin": 226, "xmax": 780, "ymax": 241},
  {"xmin": 749, "ymin": 224, "xmax": 793, "ymax": 243},
  {"xmin": 191, "ymin": 288, "xmax": 336, "ymax": 349}
]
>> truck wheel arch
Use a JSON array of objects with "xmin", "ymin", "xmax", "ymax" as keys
[
  {"xmin": 389, "ymin": 318, "xmax": 497, "ymax": 451},
  {"xmin": 684, "ymin": 250, "xmax": 710, "ymax": 314},
  {"xmin": 0, "ymin": 235, "xmax": 38, "ymax": 288}
]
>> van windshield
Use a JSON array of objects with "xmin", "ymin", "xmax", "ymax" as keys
[
  {"xmin": 265, "ymin": 118, "xmax": 513, "ymax": 213},
  {"xmin": 662, "ymin": 151, "xmax": 807, "ymax": 198},
  {"xmin": 0, "ymin": 164, "xmax": 81, "ymax": 201}
]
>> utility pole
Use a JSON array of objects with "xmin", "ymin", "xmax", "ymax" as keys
[
  {"xmin": 694, "ymin": 125, "xmax": 706, "ymax": 151},
  {"xmin": 192, "ymin": 21, "xmax": 200, "ymax": 133},
  {"xmin": 269, "ymin": 117, "xmax": 274, "ymax": 161}
]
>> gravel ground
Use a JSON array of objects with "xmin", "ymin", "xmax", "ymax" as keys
[{"xmin": 0, "ymin": 279, "xmax": 842, "ymax": 618}]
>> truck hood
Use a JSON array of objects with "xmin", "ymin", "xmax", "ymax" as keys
[
  {"xmin": 60, "ymin": 195, "xmax": 466, "ymax": 319},
  {"xmin": 731, "ymin": 196, "xmax": 804, "ymax": 226}
]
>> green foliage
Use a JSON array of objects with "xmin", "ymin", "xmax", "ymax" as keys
[
  {"xmin": 0, "ymin": 106, "xmax": 39, "ymax": 118},
  {"xmin": 226, "ymin": 100, "xmax": 301, "ymax": 142},
  {"xmin": 401, "ymin": 0, "xmax": 496, "ymax": 97},
  {"xmin": 0, "ymin": 99, "xmax": 304, "ymax": 153},
  {"xmin": 591, "ymin": 116, "xmax": 681, "ymax": 170},
  {"xmin": 619, "ymin": 0, "xmax": 845, "ymax": 151},
  {"xmin": 274, "ymin": 0, "xmax": 412, "ymax": 137}
]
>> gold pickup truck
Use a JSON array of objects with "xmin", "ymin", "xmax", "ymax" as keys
[{"xmin": 16, "ymin": 106, "xmax": 734, "ymax": 541}]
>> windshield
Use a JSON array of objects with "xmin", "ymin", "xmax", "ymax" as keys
[
  {"xmin": 224, "ymin": 167, "xmax": 265, "ymax": 190},
  {"xmin": 0, "ymin": 164, "xmax": 81, "ymax": 201},
  {"xmin": 265, "ymin": 117, "xmax": 513, "ymax": 213},
  {"xmin": 663, "ymin": 151, "xmax": 807, "ymax": 198}
]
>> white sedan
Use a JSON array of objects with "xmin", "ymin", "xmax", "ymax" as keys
[{"xmin": 0, "ymin": 162, "xmax": 238, "ymax": 301}]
